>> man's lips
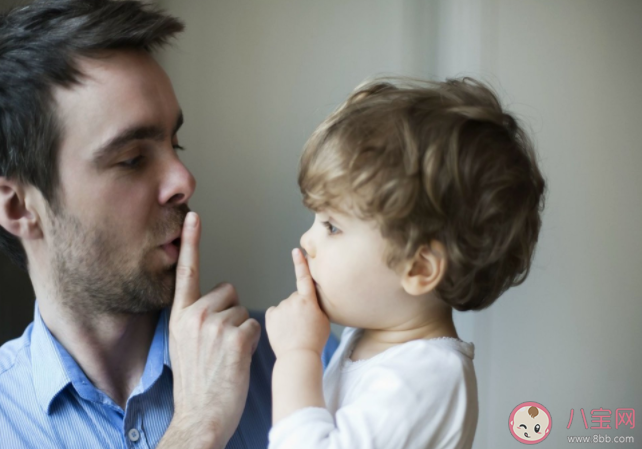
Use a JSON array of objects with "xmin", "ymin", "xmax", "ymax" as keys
[
  {"xmin": 160, "ymin": 231, "xmax": 182, "ymax": 262},
  {"xmin": 162, "ymin": 230, "xmax": 182, "ymax": 247}
]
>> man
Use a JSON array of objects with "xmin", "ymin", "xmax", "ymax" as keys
[{"xmin": 0, "ymin": 1, "xmax": 335, "ymax": 448}]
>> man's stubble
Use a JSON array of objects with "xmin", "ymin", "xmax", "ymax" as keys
[{"xmin": 49, "ymin": 204, "xmax": 189, "ymax": 317}]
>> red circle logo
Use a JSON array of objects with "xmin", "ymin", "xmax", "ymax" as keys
[{"xmin": 509, "ymin": 402, "xmax": 552, "ymax": 444}]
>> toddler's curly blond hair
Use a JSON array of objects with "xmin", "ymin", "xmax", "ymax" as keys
[{"xmin": 299, "ymin": 77, "xmax": 546, "ymax": 311}]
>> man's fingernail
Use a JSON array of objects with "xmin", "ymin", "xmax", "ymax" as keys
[
  {"xmin": 186, "ymin": 212, "xmax": 197, "ymax": 228},
  {"xmin": 292, "ymin": 248, "xmax": 299, "ymax": 259}
]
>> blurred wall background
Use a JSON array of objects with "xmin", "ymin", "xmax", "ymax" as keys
[{"xmin": 1, "ymin": 1, "xmax": 640, "ymax": 448}]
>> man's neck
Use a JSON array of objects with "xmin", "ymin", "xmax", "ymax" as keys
[{"xmin": 37, "ymin": 296, "xmax": 160, "ymax": 410}]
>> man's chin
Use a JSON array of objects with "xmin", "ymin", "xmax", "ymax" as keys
[{"xmin": 118, "ymin": 267, "xmax": 177, "ymax": 313}]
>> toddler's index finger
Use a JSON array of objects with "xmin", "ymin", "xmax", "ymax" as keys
[
  {"xmin": 173, "ymin": 212, "xmax": 201, "ymax": 311},
  {"xmin": 293, "ymin": 248, "xmax": 316, "ymax": 300}
]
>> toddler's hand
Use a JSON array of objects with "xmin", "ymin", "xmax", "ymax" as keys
[{"xmin": 266, "ymin": 249, "xmax": 331, "ymax": 359}]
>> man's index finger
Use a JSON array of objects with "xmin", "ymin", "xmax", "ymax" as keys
[{"xmin": 173, "ymin": 211, "xmax": 201, "ymax": 310}]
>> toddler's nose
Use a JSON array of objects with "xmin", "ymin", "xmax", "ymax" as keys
[{"xmin": 300, "ymin": 230, "xmax": 315, "ymax": 258}]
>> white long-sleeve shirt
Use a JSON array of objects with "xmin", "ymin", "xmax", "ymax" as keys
[{"xmin": 268, "ymin": 327, "xmax": 478, "ymax": 449}]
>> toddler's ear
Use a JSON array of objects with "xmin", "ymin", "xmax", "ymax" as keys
[{"xmin": 400, "ymin": 241, "xmax": 447, "ymax": 296}]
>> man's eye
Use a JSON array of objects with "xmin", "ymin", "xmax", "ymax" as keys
[
  {"xmin": 322, "ymin": 221, "xmax": 339, "ymax": 235},
  {"xmin": 119, "ymin": 156, "xmax": 144, "ymax": 168},
  {"xmin": 173, "ymin": 144, "xmax": 185, "ymax": 151}
]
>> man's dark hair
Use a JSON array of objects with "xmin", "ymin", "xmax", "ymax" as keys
[{"xmin": 0, "ymin": 0, "xmax": 184, "ymax": 270}]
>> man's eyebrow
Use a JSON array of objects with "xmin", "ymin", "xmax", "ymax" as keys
[{"xmin": 92, "ymin": 110, "xmax": 184, "ymax": 164}]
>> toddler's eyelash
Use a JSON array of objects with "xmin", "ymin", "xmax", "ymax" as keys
[{"xmin": 322, "ymin": 221, "xmax": 339, "ymax": 235}]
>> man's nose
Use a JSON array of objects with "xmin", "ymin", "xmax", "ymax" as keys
[
  {"xmin": 300, "ymin": 229, "xmax": 315, "ymax": 258},
  {"xmin": 159, "ymin": 155, "xmax": 196, "ymax": 206}
]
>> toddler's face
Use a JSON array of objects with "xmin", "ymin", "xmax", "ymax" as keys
[{"xmin": 299, "ymin": 209, "xmax": 408, "ymax": 328}]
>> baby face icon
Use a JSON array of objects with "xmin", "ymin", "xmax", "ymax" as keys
[{"xmin": 509, "ymin": 402, "xmax": 552, "ymax": 444}]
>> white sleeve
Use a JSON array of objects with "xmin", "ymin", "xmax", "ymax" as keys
[
  {"xmin": 268, "ymin": 346, "xmax": 476, "ymax": 449},
  {"xmin": 268, "ymin": 377, "xmax": 415, "ymax": 449}
]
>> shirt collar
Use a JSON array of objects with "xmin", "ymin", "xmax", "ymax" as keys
[
  {"xmin": 137, "ymin": 307, "xmax": 172, "ymax": 394},
  {"xmin": 31, "ymin": 303, "xmax": 72, "ymax": 414},
  {"xmin": 31, "ymin": 302, "xmax": 172, "ymax": 414}
]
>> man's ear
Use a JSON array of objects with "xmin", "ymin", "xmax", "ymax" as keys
[
  {"xmin": 400, "ymin": 241, "xmax": 448, "ymax": 296},
  {"xmin": 0, "ymin": 177, "xmax": 43, "ymax": 240}
]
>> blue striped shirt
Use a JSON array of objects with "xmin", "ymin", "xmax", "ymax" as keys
[{"xmin": 0, "ymin": 303, "xmax": 338, "ymax": 448}]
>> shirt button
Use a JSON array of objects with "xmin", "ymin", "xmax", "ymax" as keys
[{"xmin": 128, "ymin": 428, "xmax": 140, "ymax": 442}]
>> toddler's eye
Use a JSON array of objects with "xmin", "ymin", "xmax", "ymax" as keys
[
  {"xmin": 322, "ymin": 221, "xmax": 339, "ymax": 235},
  {"xmin": 534, "ymin": 424, "xmax": 540, "ymax": 433}
]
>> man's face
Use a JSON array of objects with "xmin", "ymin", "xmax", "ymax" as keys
[{"xmin": 47, "ymin": 49, "xmax": 195, "ymax": 316}]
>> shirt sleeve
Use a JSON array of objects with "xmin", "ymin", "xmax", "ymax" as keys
[
  {"xmin": 268, "ymin": 344, "xmax": 476, "ymax": 449},
  {"xmin": 268, "ymin": 365, "xmax": 417, "ymax": 449}
]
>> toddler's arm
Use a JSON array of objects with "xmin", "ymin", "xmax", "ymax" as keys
[{"xmin": 266, "ymin": 341, "xmax": 476, "ymax": 449}]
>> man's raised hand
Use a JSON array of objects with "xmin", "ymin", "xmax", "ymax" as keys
[{"xmin": 159, "ymin": 212, "xmax": 261, "ymax": 449}]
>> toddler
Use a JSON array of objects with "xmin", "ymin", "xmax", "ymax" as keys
[{"xmin": 265, "ymin": 77, "xmax": 546, "ymax": 449}]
